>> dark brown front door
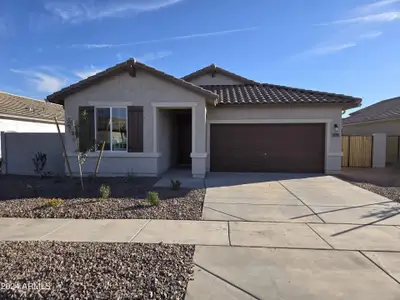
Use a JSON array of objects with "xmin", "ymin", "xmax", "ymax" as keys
[
  {"xmin": 210, "ymin": 123, "xmax": 325, "ymax": 173},
  {"xmin": 176, "ymin": 113, "xmax": 191, "ymax": 166}
]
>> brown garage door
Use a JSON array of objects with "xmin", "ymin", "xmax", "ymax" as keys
[{"xmin": 210, "ymin": 123, "xmax": 325, "ymax": 173}]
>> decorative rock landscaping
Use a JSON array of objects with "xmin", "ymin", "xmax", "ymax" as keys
[
  {"xmin": 0, "ymin": 176, "xmax": 205, "ymax": 220},
  {"xmin": 0, "ymin": 241, "xmax": 194, "ymax": 299}
]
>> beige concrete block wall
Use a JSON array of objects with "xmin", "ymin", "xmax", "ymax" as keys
[
  {"xmin": 343, "ymin": 119, "xmax": 400, "ymax": 136},
  {"xmin": 1, "ymin": 132, "xmax": 65, "ymax": 175},
  {"xmin": 207, "ymin": 105, "xmax": 343, "ymax": 174},
  {"xmin": 372, "ymin": 133, "xmax": 387, "ymax": 168}
]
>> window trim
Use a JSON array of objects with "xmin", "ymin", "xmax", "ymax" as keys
[{"xmin": 94, "ymin": 106, "xmax": 128, "ymax": 152}]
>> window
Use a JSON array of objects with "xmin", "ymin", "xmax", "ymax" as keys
[{"xmin": 95, "ymin": 107, "xmax": 127, "ymax": 151}]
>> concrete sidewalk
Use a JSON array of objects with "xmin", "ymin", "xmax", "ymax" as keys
[{"xmin": 1, "ymin": 218, "xmax": 400, "ymax": 251}]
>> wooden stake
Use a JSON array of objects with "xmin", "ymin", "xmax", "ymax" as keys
[{"xmin": 55, "ymin": 117, "xmax": 73, "ymax": 177}]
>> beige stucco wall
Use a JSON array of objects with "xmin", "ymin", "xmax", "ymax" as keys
[
  {"xmin": 206, "ymin": 105, "xmax": 343, "ymax": 174},
  {"xmin": 188, "ymin": 73, "xmax": 245, "ymax": 86},
  {"xmin": 343, "ymin": 119, "xmax": 400, "ymax": 136},
  {"xmin": 63, "ymin": 69, "xmax": 208, "ymax": 176}
]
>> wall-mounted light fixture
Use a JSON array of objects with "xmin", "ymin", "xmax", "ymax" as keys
[
  {"xmin": 333, "ymin": 124, "xmax": 339, "ymax": 133},
  {"xmin": 332, "ymin": 124, "xmax": 340, "ymax": 137}
]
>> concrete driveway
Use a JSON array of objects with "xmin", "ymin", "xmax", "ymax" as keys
[
  {"xmin": 187, "ymin": 173, "xmax": 400, "ymax": 299},
  {"xmin": 203, "ymin": 173, "xmax": 400, "ymax": 225}
]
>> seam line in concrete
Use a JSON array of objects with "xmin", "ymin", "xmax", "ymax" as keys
[
  {"xmin": 194, "ymin": 263, "xmax": 260, "ymax": 300},
  {"xmin": 195, "ymin": 244, "xmax": 400, "ymax": 252},
  {"xmin": 204, "ymin": 206, "xmax": 246, "ymax": 221},
  {"xmin": 227, "ymin": 222, "xmax": 232, "ymax": 246},
  {"xmin": 38, "ymin": 220, "xmax": 73, "ymax": 241},
  {"xmin": 277, "ymin": 181, "xmax": 326, "ymax": 223},
  {"xmin": 205, "ymin": 202, "xmax": 304, "ymax": 206},
  {"xmin": 359, "ymin": 251, "xmax": 400, "ymax": 285},
  {"xmin": 306, "ymin": 224, "xmax": 335, "ymax": 249},
  {"xmin": 128, "ymin": 219, "xmax": 151, "ymax": 242}
]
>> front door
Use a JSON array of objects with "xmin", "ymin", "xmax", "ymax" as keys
[{"xmin": 177, "ymin": 113, "xmax": 192, "ymax": 166}]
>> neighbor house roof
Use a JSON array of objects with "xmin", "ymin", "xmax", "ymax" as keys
[
  {"xmin": 46, "ymin": 59, "xmax": 218, "ymax": 105},
  {"xmin": 182, "ymin": 64, "xmax": 259, "ymax": 84},
  {"xmin": 343, "ymin": 97, "xmax": 400, "ymax": 124},
  {"xmin": 201, "ymin": 84, "xmax": 361, "ymax": 108},
  {"xmin": 0, "ymin": 91, "xmax": 64, "ymax": 122}
]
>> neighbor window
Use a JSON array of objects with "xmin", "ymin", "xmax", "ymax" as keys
[{"xmin": 95, "ymin": 107, "xmax": 127, "ymax": 151}]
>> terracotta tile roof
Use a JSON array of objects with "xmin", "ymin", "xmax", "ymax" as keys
[
  {"xmin": 0, "ymin": 91, "xmax": 64, "ymax": 122},
  {"xmin": 46, "ymin": 59, "xmax": 218, "ymax": 105},
  {"xmin": 343, "ymin": 97, "xmax": 400, "ymax": 124},
  {"xmin": 182, "ymin": 64, "xmax": 258, "ymax": 84},
  {"xmin": 201, "ymin": 84, "xmax": 361, "ymax": 108}
]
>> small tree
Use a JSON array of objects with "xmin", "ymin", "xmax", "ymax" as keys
[{"xmin": 66, "ymin": 112, "xmax": 95, "ymax": 191}]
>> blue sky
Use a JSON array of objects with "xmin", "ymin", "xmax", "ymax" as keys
[{"xmin": 1, "ymin": 0, "xmax": 400, "ymax": 114}]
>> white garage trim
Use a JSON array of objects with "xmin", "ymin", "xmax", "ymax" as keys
[{"xmin": 206, "ymin": 119, "xmax": 332, "ymax": 173}]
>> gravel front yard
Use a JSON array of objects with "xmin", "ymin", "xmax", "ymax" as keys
[
  {"xmin": 338, "ymin": 167, "xmax": 400, "ymax": 202},
  {"xmin": 0, "ymin": 241, "xmax": 194, "ymax": 299},
  {"xmin": 0, "ymin": 176, "xmax": 205, "ymax": 220}
]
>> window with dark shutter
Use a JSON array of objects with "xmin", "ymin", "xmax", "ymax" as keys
[
  {"xmin": 78, "ymin": 106, "xmax": 95, "ymax": 152},
  {"xmin": 128, "ymin": 106, "xmax": 143, "ymax": 152}
]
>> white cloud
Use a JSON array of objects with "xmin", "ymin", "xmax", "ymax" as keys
[
  {"xmin": 72, "ymin": 27, "xmax": 259, "ymax": 49},
  {"xmin": 136, "ymin": 51, "xmax": 172, "ymax": 62},
  {"xmin": 44, "ymin": 0, "xmax": 184, "ymax": 23},
  {"xmin": 299, "ymin": 43, "xmax": 357, "ymax": 57},
  {"xmin": 356, "ymin": 0, "xmax": 400, "ymax": 14},
  {"xmin": 10, "ymin": 69, "xmax": 67, "ymax": 93},
  {"xmin": 321, "ymin": 11, "xmax": 400, "ymax": 25},
  {"xmin": 359, "ymin": 30, "xmax": 383, "ymax": 39},
  {"xmin": 74, "ymin": 66, "xmax": 104, "ymax": 79}
]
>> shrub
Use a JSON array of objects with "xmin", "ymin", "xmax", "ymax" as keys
[
  {"xmin": 146, "ymin": 191, "xmax": 160, "ymax": 206},
  {"xmin": 99, "ymin": 184, "xmax": 111, "ymax": 199},
  {"xmin": 170, "ymin": 179, "xmax": 182, "ymax": 191},
  {"xmin": 32, "ymin": 152, "xmax": 47, "ymax": 175},
  {"xmin": 41, "ymin": 198, "xmax": 64, "ymax": 208}
]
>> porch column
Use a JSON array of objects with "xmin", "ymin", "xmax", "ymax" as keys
[{"xmin": 191, "ymin": 103, "xmax": 207, "ymax": 178}]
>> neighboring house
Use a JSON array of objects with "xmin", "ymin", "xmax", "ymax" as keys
[
  {"xmin": 0, "ymin": 91, "xmax": 65, "ymax": 157},
  {"xmin": 46, "ymin": 59, "xmax": 361, "ymax": 178},
  {"xmin": 343, "ymin": 97, "xmax": 400, "ymax": 136}
]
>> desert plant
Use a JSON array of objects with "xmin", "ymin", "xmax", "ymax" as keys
[
  {"xmin": 41, "ymin": 198, "xmax": 64, "ymax": 208},
  {"xmin": 99, "ymin": 184, "xmax": 111, "ymax": 199},
  {"xmin": 170, "ymin": 179, "xmax": 182, "ymax": 191},
  {"xmin": 66, "ymin": 114, "xmax": 97, "ymax": 191},
  {"xmin": 146, "ymin": 191, "xmax": 160, "ymax": 206},
  {"xmin": 32, "ymin": 152, "xmax": 47, "ymax": 175}
]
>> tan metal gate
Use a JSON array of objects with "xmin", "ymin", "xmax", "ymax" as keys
[{"xmin": 342, "ymin": 136, "xmax": 373, "ymax": 167}]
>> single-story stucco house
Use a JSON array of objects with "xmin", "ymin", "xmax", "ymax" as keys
[
  {"xmin": 343, "ymin": 96, "xmax": 400, "ymax": 136},
  {"xmin": 46, "ymin": 59, "xmax": 361, "ymax": 178},
  {"xmin": 0, "ymin": 91, "xmax": 65, "ymax": 157}
]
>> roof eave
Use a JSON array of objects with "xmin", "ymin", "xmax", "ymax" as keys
[{"xmin": 46, "ymin": 59, "xmax": 219, "ymax": 105}]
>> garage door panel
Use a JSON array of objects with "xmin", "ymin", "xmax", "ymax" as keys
[{"xmin": 210, "ymin": 123, "xmax": 325, "ymax": 173}]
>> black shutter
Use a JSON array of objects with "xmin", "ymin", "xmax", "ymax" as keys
[
  {"xmin": 128, "ymin": 106, "xmax": 143, "ymax": 152},
  {"xmin": 78, "ymin": 106, "xmax": 95, "ymax": 152}
]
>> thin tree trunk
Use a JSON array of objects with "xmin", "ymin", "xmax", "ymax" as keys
[
  {"xmin": 55, "ymin": 117, "xmax": 72, "ymax": 177},
  {"xmin": 77, "ymin": 154, "xmax": 84, "ymax": 191}
]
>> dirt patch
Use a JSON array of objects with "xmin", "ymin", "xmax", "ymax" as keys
[{"xmin": 0, "ymin": 176, "xmax": 205, "ymax": 220}]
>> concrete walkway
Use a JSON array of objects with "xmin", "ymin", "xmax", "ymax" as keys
[{"xmin": 1, "ymin": 217, "xmax": 400, "ymax": 252}]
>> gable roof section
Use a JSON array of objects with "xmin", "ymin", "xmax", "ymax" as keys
[
  {"xmin": 46, "ymin": 59, "xmax": 218, "ymax": 105},
  {"xmin": 344, "ymin": 96, "xmax": 400, "ymax": 124},
  {"xmin": 0, "ymin": 91, "xmax": 64, "ymax": 122},
  {"xmin": 182, "ymin": 64, "xmax": 259, "ymax": 84},
  {"xmin": 201, "ymin": 84, "xmax": 361, "ymax": 108}
]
